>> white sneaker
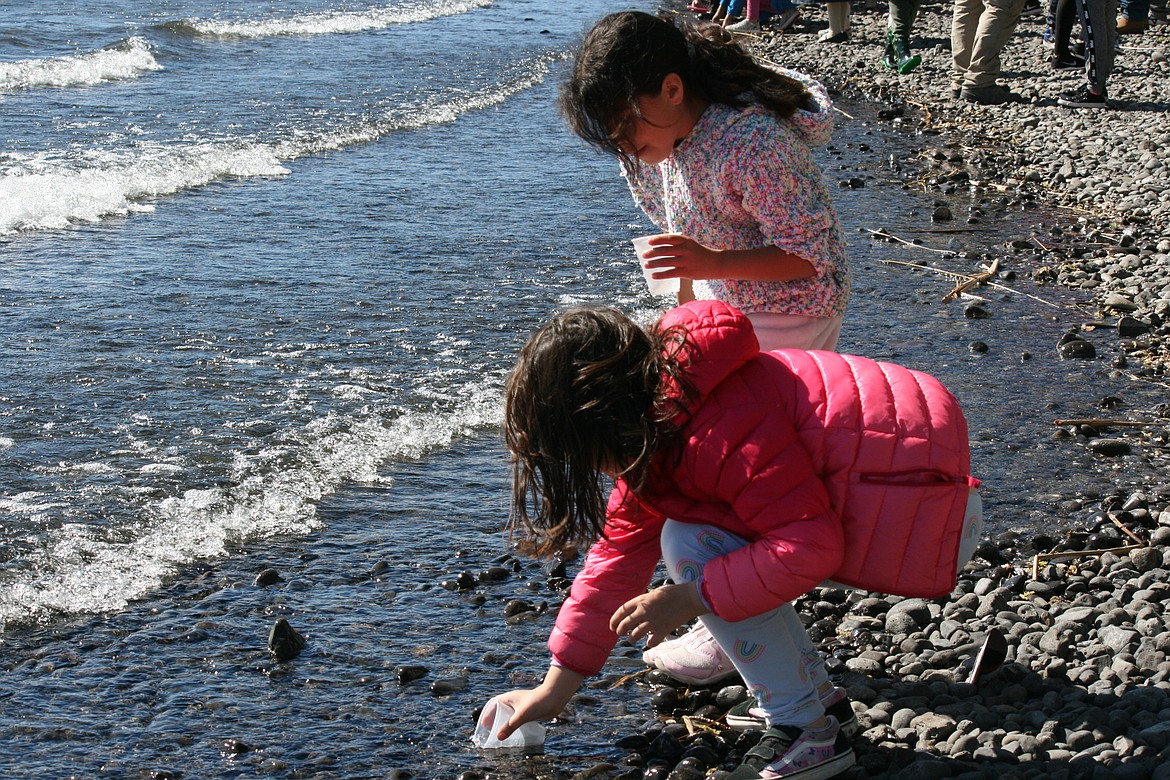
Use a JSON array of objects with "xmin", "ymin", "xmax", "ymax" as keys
[
  {"xmin": 642, "ymin": 622, "xmax": 738, "ymax": 685},
  {"xmin": 726, "ymin": 17, "xmax": 761, "ymax": 32}
]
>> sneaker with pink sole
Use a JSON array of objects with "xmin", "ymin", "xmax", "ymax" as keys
[{"xmin": 642, "ymin": 622, "xmax": 738, "ymax": 685}]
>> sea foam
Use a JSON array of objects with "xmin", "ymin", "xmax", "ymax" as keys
[
  {"xmin": 0, "ymin": 385, "xmax": 504, "ymax": 632},
  {"xmin": 177, "ymin": 0, "xmax": 493, "ymax": 39},
  {"xmin": 0, "ymin": 56, "xmax": 553, "ymax": 235},
  {"xmin": 0, "ymin": 37, "xmax": 162, "ymax": 91}
]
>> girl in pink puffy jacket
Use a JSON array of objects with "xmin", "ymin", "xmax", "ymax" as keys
[{"xmin": 489, "ymin": 300, "xmax": 979, "ymax": 780}]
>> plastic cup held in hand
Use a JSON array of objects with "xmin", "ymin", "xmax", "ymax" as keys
[
  {"xmin": 632, "ymin": 236, "xmax": 680, "ymax": 296},
  {"xmin": 471, "ymin": 696, "xmax": 546, "ymax": 751}
]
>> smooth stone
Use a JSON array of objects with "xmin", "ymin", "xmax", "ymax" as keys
[{"xmin": 267, "ymin": 619, "xmax": 305, "ymax": 661}]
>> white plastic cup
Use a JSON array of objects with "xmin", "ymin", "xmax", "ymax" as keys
[
  {"xmin": 471, "ymin": 696, "xmax": 546, "ymax": 751},
  {"xmin": 632, "ymin": 236, "xmax": 680, "ymax": 296}
]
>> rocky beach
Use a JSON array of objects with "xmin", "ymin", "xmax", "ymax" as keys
[
  {"xmin": 4, "ymin": 4, "xmax": 1170, "ymax": 778},
  {"xmin": 543, "ymin": 6, "xmax": 1170, "ymax": 780}
]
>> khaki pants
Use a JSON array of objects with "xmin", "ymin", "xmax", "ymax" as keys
[{"xmin": 951, "ymin": 0, "xmax": 1027, "ymax": 91}]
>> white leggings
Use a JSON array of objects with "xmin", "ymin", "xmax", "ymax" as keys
[{"xmin": 660, "ymin": 520, "xmax": 829, "ymax": 728}]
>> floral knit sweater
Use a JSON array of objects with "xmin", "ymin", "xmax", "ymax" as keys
[{"xmin": 621, "ymin": 68, "xmax": 850, "ymax": 319}]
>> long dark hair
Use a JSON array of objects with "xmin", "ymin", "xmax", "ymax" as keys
[
  {"xmin": 559, "ymin": 10, "xmax": 813, "ymax": 158},
  {"xmin": 504, "ymin": 306, "xmax": 695, "ymax": 557}
]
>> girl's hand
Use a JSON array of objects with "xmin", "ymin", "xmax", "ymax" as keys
[
  {"xmin": 640, "ymin": 233, "xmax": 815, "ymax": 283},
  {"xmin": 639, "ymin": 234, "xmax": 721, "ymax": 281},
  {"xmin": 492, "ymin": 666, "xmax": 583, "ymax": 741},
  {"xmin": 609, "ymin": 582, "xmax": 708, "ymax": 648}
]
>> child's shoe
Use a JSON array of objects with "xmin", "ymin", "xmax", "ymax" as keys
[
  {"xmin": 642, "ymin": 621, "xmax": 738, "ymax": 685},
  {"xmin": 726, "ymin": 688, "xmax": 859, "ymax": 738},
  {"xmin": 727, "ymin": 17, "xmax": 762, "ymax": 32},
  {"xmin": 726, "ymin": 720, "xmax": 855, "ymax": 779}
]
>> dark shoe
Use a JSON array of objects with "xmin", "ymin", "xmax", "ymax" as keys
[
  {"xmin": 1116, "ymin": 15, "xmax": 1149, "ymax": 33},
  {"xmin": 1053, "ymin": 53, "xmax": 1085, "ymax": 70},
  {"xmin": 727, "ymin": 697, "xmax": 860, "ymax": 739},
  {"xmin": 960, "ymin": 84, "xmax": 1017, "ymax": 104},
  {"xmin": 1021, "ymin": 0, "xmax": 1043, "ymax": 14},
  {"xmin": 882, "ymin": 34, "xmax": 922, "ymax": 73},
  {"xmin": 967, "ymin": 627, "xmax": 1009, "ymax": 685},
  {"xmin": 1058, "ymin": 83, "xmax": 1108, "ymax": 107},
  {"xmin": 726, "ymin": 723, "xmax": 855, "ymax": 780},
  {"xmin": 817, "ymin": 28, "xmax": 850, "ymax": 42}
]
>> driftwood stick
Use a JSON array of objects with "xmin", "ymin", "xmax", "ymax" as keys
[
  {"xmin": 1051, "ymin": 419, "xmax": 1162, "ymax": 427},
  {"xmin": 607, "ymin": 667, "xmax": 651, "ymax": 689},
  {"xmin": 904, "ymin": 227, "xmax": 987, "ymax": 234},
  {"xmin": 1030, "ymin": 544, "xmax": 1145, "ymax": 579},
  {"xmin": 879, "ymin": 257, "xmax": 972, "ymax": 279},
  {"xmin": 879, "ymin": 256, "xmax": 1061, "ymax": 308},
  {"xmin": 1110, "ymin": 515, "xmax": 1146, "ymax": 547},
  {"xmin": 943, "ymin": 258, "xmax": 1000, "ymax": 301},
  {"xmin": 867, "ymin": 227, "xmax": 954, "ymax": 255}
]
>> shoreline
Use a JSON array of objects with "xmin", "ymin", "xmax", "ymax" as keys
[{"xmin": 583, "ymin": 6, "xmax": 1170, "ymax": 778}]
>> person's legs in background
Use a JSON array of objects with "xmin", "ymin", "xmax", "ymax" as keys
[
  {"xmin": 1117, "ymin": 0, "xmax": 1150, "ymax": 31},
  {"xmin": 1058, "ymin": 0, "xmax": 1117, "ymax": 106},
  {"xmin": 884, "ymin": 0, "xmax": 923, "ymax": 72},
  {"xmin": 1051, "ymin": 0, "xmax": 1083, "ymax": 68},
  {"xmin": 954, "ymin": 0, "xmax": 1028, "ymax": 103},
  {"xmin": 819, "ymin": 1, "xmax": 853, "ymax": 41}
]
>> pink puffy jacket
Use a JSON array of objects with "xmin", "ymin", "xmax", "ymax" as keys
[{"xmin": 548, "ymin": 300, "xmax": 973, "ymax": 677}]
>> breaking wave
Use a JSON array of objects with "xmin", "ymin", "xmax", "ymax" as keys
[
  {"xmin": 0, "ymin": 37, "xmax": 162, "ymax": 91},
  {"xmin": 167, "ymin": 0, "xmax": 493, "ymax": 39},
  {"xmin": 0, "ymin": 55, "xmax": 553, "ymax": 235}
]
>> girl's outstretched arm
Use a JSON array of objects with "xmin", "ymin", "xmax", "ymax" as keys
[
  {"xmin": 639, "ymin": 234, "xmax": 815, "ymax": 284},
  {"xmin": 493, "ymin": 665, "xmax": 584, "ymax": 741}
]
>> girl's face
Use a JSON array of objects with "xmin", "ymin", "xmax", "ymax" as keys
[{"xmin": 612, "ymin": 74, "xmax": 703, "ymax": 165}]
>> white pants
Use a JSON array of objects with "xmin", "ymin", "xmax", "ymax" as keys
[{"xmin": 746, "ymin": 311, "xmax": 844, "ymax": 352}]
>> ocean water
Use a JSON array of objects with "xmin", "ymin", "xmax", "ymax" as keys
[{"xmin": 2, "ymin": 1, "xmax": 1166, "ymax": 777}]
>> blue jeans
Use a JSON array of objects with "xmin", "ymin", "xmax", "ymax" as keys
[{"xmin": 1121, "ymin": 0, "xmax": 1149, "ymax": 20}]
